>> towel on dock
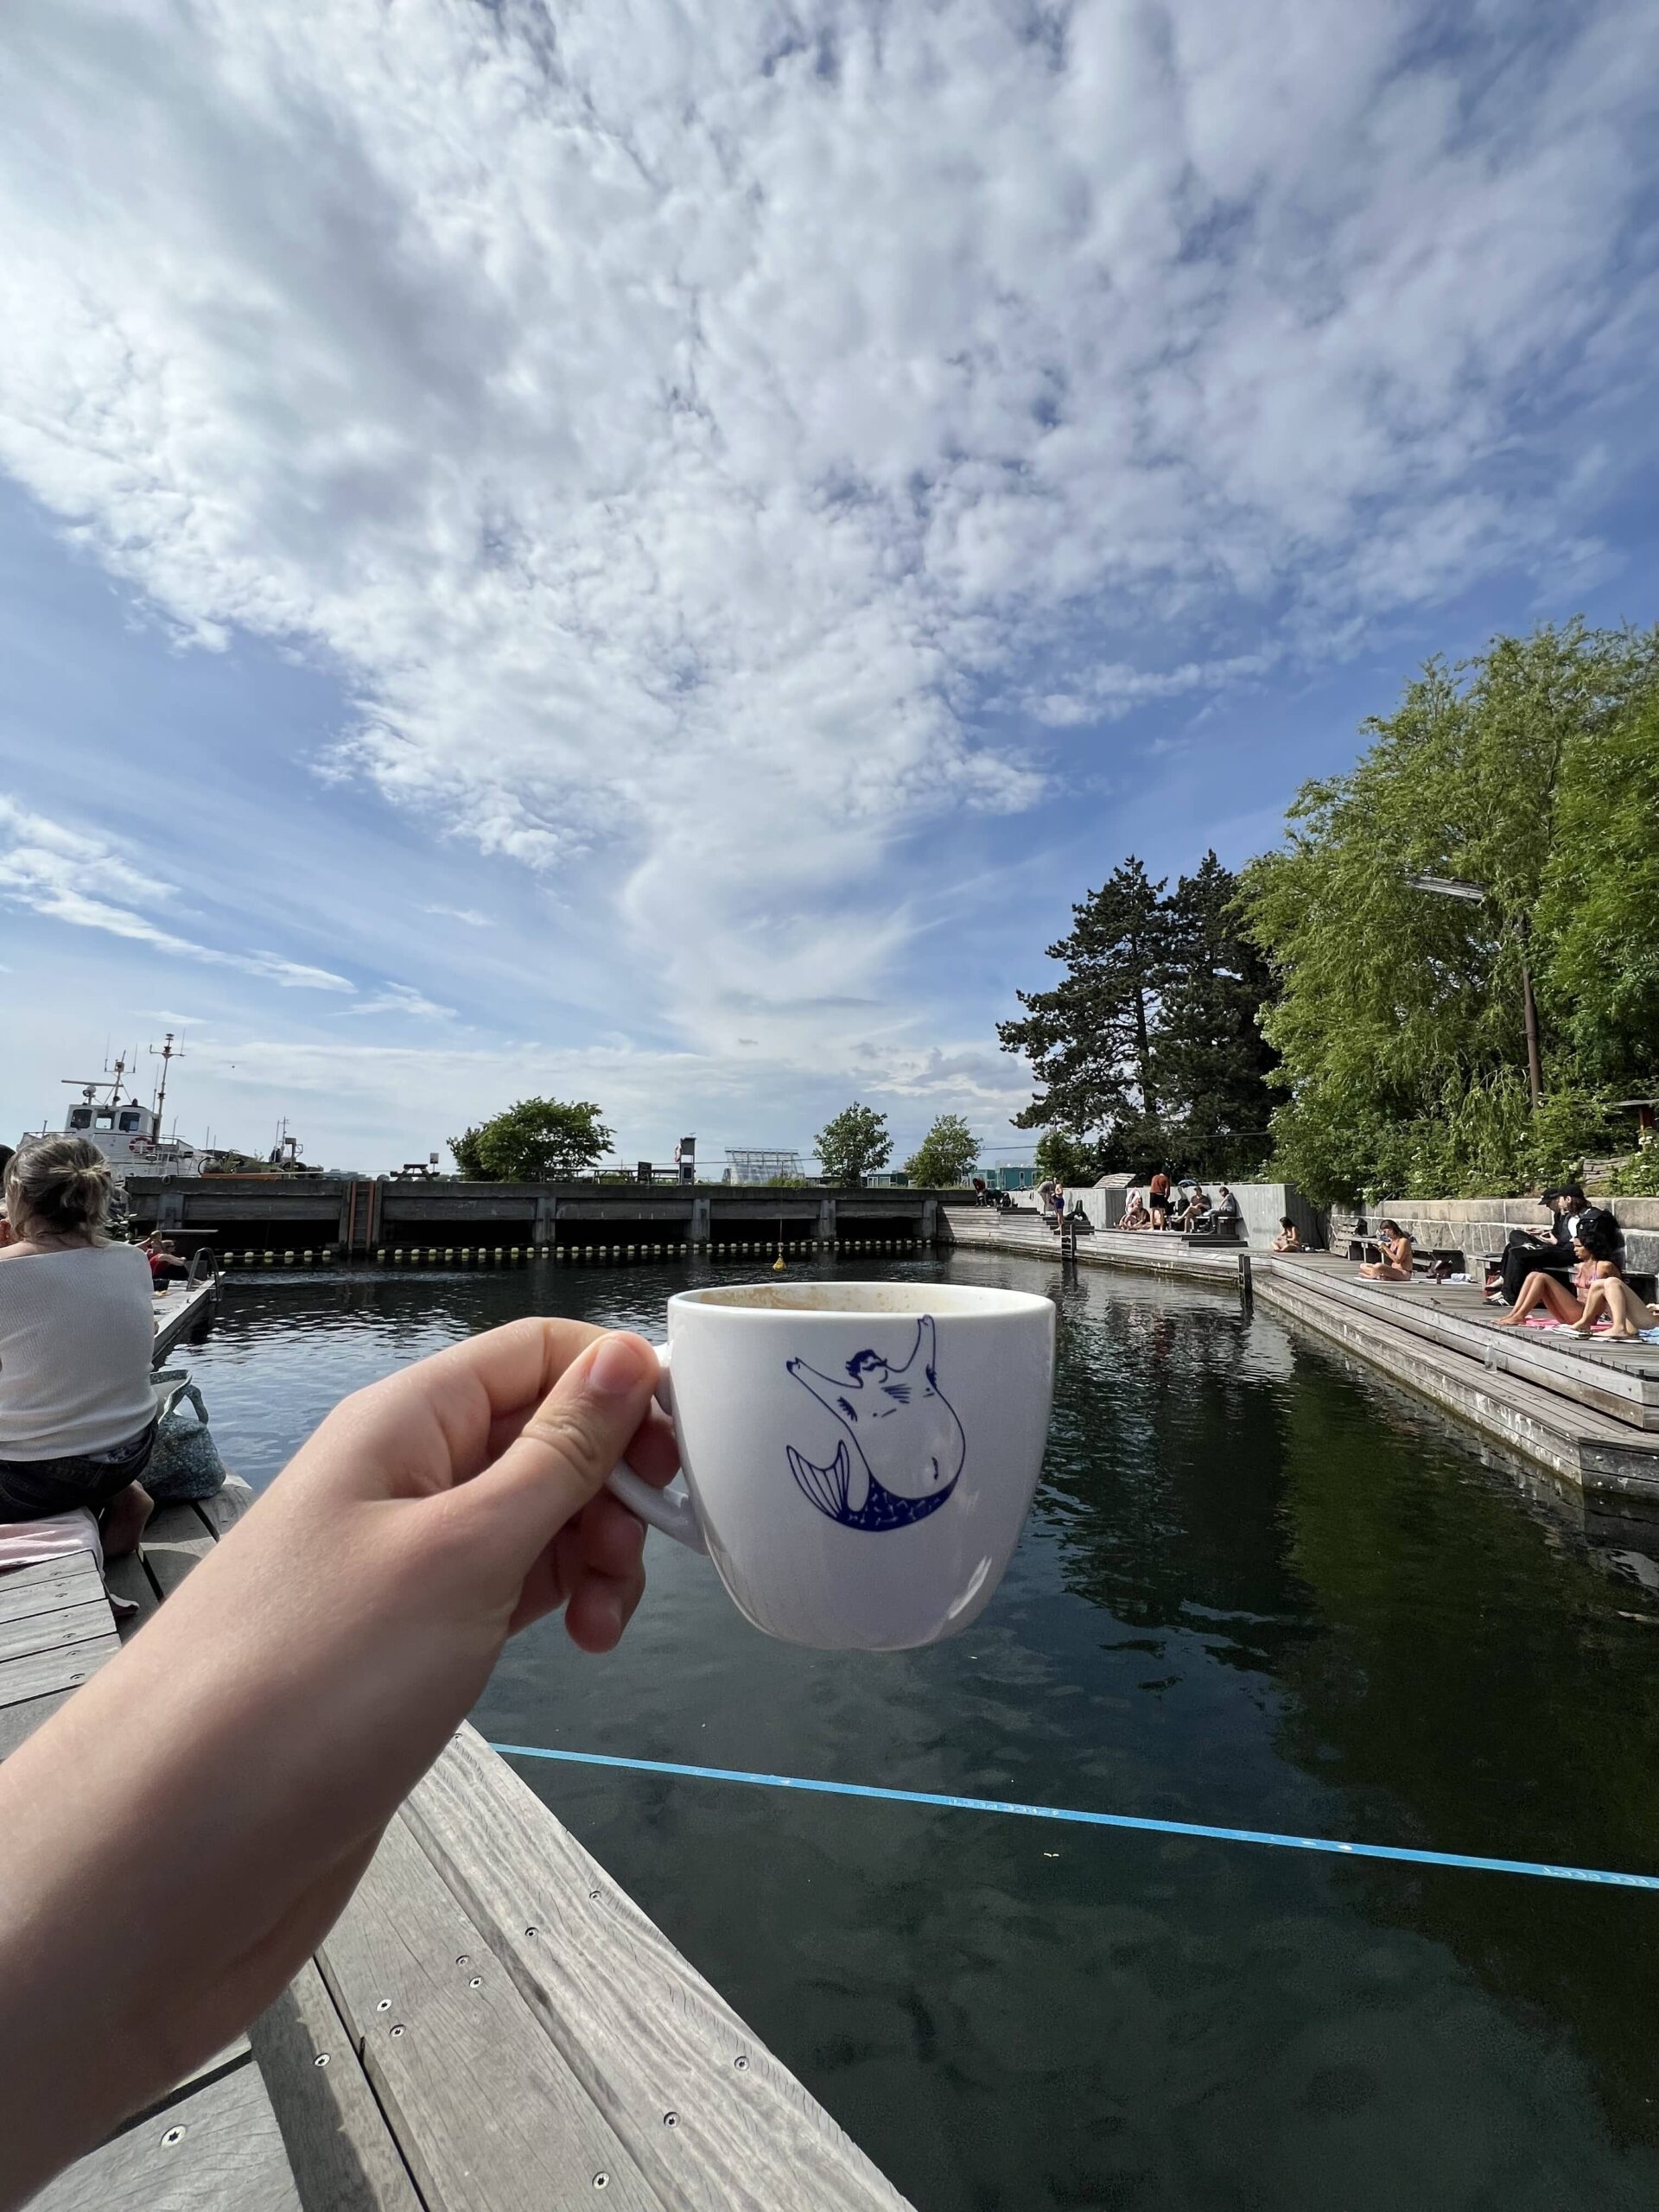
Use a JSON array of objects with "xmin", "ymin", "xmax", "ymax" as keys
[{"xmin": 0, "ymin": 1505, "xmax": 103, "ymax": 1576}]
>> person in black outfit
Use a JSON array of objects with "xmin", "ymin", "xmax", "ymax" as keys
[{"xmin": 1491, "ymin": 1185, "xmax": 1588, "ymax": 1306}]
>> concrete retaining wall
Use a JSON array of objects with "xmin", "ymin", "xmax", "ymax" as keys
[
  {"xmin": 1062, "ymin": 1180, "xmax": 1323, "ymax": 1249},
  {"xmin": 1330, "ymin": 1195, "xmax": 1659, "ymax": 1278}
]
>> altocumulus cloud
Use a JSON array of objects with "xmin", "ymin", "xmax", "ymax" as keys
[{"xmin": 0, "ymin": 0, "xmax": 1655, "ymax": 1068}]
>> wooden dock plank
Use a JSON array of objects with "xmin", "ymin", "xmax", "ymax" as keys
[
  {"xmin": 140, "ymin": 1482, "xmax": 257, "ymax": 1603},
  {"xmin": 249, "ymin": 1962, "xmax": 425, "ymax": 2212},
  {"xmin": 0, "ymin": 1555, "xmax": 105, "ymax": 1625},
  {"xmin": 0, "ymin": 1687, "xmax": 75, "ymax": 1760},
  {"xmin": 117, "ymin": 2037, "xmax": 255, "ymax": 2133},
  {"xmin": 142, "ymin": 1503, "xmax": 222, "ymax": 1599},
  {"xmin": 406, "ymin": 1726, "xmax": 917, "ymax": 2212},
  {"xmin": 101, "ymin": 1547, "xmax": 162, "ymax": 1639},
  {"xmin": 319, "ymin": 1812, "xmax": 662, "ymax": 2211},
  {"xmin": 0, "ymin": 1596, "xmax": 114, "ymax": 1666},
  {"xmin": 0, "ymin": 1630, "xmax": 119, "ymax": 1712},
  {"xmin": 27, "ymin": 2050, "xmax": 301, "ymax": 2212}
]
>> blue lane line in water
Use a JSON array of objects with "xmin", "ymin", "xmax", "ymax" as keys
[{"xmin": 487, "ymin": 1742, "xmax": 1659, "ymax": 1892}]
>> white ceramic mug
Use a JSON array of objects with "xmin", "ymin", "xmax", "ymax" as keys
[{"xmin": 604, "ymin": 1281, "xmax": 1057, "ymax": 1650}]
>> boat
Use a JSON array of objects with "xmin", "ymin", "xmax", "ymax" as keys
[{"xmin": 16, "ymin": 1041, "xmax": 203, "ymax": 1186}]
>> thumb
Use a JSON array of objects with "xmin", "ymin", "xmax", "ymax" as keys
[{"xmin": 460, "ymin": 1332, "xmax": 661, "ymax": 1560}]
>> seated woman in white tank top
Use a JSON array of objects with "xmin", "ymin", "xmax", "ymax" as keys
[{"xmin": 0, "ymin": 1136, "xmax": 158, "ymax": 1554}]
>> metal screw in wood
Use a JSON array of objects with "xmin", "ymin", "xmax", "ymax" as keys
[
  {"xmin": 375, "ymin": 1998, "xmax": 391, "ymax": 2012},
  {"xmin": 162, "ymin": 2127, "xmax": 186, "ymax": 2146},
  {"xmin": 524, "ymin": 1924, "xmax": 539, "ymax": 1937},
  {"xmin": 390, "ymin": 2024, "xmax": 405, "ymax": 2037},
  {"xmin": 455, "ymin": 1955, "xmax": 469, "ymax": 1967},
  {"xmin": 593, "ymin": 2173, "xmax": 610, "ymax": 2190},
  {"xmin": 733, "ymin": 2055, "xmax": 750, "ymax": 2071},
  {"xmin": 468, "ymin": 1976, "xmax": 482, "ymax": 1988},
  {"xmin": 314, "ymin": 2053, "xmax": 331, "ymax": 2069},
  {"xmin": 663, "ymin": 2111, "xmax": 680, "ymax": 2128}
]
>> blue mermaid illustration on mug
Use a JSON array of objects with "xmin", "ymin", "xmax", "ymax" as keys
[{"xmin": 785, "ymin": 1315, "xmax": 967, "ymax": 1531}]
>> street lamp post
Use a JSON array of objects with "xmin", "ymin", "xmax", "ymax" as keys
[{"xmin": 1405, "ymin": 874, "xmax": 1543, "ymax": 1109}]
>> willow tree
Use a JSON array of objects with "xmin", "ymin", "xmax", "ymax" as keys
[{"xmin": 1240, "ymin": 621, "xmax": 1659, "ymax": 1200}]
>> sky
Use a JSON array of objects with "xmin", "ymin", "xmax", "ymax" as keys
[{"xmin": 1, "ymin": 0, "xmax": 1656, "ymax": 1173}]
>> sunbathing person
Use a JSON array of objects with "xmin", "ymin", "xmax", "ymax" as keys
[
  {"xmin": 1177, "ymin": 1183, "xmax": 1210, "ymax": 1229},
  {"xmin": 1272, "ymin": 1217, "xmax": 1302, "ymax": 1253},
  {"xmin": 1573, "ymin": 1272, "xmax": 1659, "ymax": 1339},
  {"xmin": 1359, "ymin": 1220, "xmax": 1414, "ymax": 1281},
  {"xmin": 1498, "ymin": 1217, "xmax": 1618, "ymax": 1328},
  {"xmin": 1121, "ymin": 1191, "xmax": 1150, "ymax": 1230}
]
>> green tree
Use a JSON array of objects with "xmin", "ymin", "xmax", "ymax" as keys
[
  {"xmin": 448, "ymin": 1097, "xmax": 613, "ymax": 1181},
  {"xmin": 815, "ymin": 1102, "xmax": 893, "ymax": 1185},
  {"xmin": 1156, "ymin": 851, "xmax": 1278, "ymax": 1176},
  {"xmin": 1239, "ymin": 620, "xmax": 1659, "ymax": 1202},
  {"xmin": 1033, "ymin": 1129, "xmax": 1096, "ymax": 1186},
  {"xmin": 997, "ymin": 858, "xmax": 1171, "ymax": 1152},
  {"xmin": 1535, "ymin": 683, "xmax": 1659, "ymax": 1084},
  {"xmin": 905, "ymin": 1115, "xmax": 980, "ymax": 1188}
]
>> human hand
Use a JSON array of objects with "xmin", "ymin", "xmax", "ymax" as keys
[{"xmin": 0, "ymin": 1319, "xmax": 677, "ymax": 2204}]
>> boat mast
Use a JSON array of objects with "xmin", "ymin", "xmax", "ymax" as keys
[{"xmin": 149, "ymin": 1032, "xmax": 184, "ymax": 1133}]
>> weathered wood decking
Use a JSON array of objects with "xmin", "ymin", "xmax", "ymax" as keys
[
  {"xmin": 151, "ymin": 1271, "xmax": 219, "ymax": 1363},
  {"xmin": 944, "ymin": 1208, "xmax": 1659, "ymax": 1500},
  {"xmin": 7, "ymin": 1484, "xmax": 915, "ymax": 2212}
]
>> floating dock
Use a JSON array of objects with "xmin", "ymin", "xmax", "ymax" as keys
[
  {"xmin": 9, "ymin": 1487, "xmax": 914, "ymax": 2210},
  {"xmin": 944, "ymin": 1208, "xmax": 1659, "ymax": 1503}
]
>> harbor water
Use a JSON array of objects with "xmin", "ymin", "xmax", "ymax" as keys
[{"xmin": 181, "ymin": 1250, "xmax": 1659, "ymax": 2210}]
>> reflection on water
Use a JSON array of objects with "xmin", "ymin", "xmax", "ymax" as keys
[{"xmin": 180, "ymin": 1253, "xmax": 1659, "ymax": 2210}]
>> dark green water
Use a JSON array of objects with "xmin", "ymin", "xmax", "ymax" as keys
[{"xmin": 181, "ymin": 1252, "xmax": 1659, "ymax": 2210}]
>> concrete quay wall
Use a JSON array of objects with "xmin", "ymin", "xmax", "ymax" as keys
[{"xmin": 1332, "ymin": 1195, "xmax": 1659, "ymax": 1278}]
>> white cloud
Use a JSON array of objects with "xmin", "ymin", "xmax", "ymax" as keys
[
  {"xmin": 0, "ymin": 796, "xmax": 354, "ymax": 991},
  {"xmin": 0, "ymin": 0, "xmax": 1654, "ymax": 1077},
  {"xmin": 353, "ymin": 982, "xmax": 455, "ymax": 1020},
  {"xmin": 421, "ymin": 906, "xmax": 492, "ymax": 929}
]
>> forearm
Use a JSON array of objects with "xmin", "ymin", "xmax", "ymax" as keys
[{"xmin": 0, "ymin": 1492, "xmax": 488, "ymax": 2202}]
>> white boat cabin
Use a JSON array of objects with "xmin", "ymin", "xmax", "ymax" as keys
[{"xmin": 58, "ymin": 1095, "xmax": 200, "ymax": 1180}]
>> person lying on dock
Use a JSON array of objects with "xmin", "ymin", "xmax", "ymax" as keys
[
  {"xmin": 0, "ymin": 1316, "xmax": 677, "ymax": 2209},
  {"xmin": 1358, "ymin": 1221, "xmax": 1414, "ymax": 1281},
  {"xmin": 1497, "ymin": 1215, "xmax": 1620, "ymax": 1330},
  {"xmin": 1272, "ymin": 1217, "xmax": 1303, "ymax": 1253},
  {"xmin": 0, "ymin": 1138, "xmax": 159, "ymax": 1559},
  {"xmin": 1120, "ymin": 1190, "xmax": 1150, "ymax": 1230}
]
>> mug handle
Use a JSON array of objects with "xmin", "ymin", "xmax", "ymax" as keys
[{"xmin": 604, "ymin": 1343, "xmax": 709, "ymax": 1554}]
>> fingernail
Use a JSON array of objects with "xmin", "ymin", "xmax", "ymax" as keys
[{"xmin": 588, "ymin": 1335, "xmax": 647, "ymax": 1396}]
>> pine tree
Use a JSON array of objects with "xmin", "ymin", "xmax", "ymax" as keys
[
  {"xmin": 1156, "ymin": 854, "xmax": 1278, "ymax": 1175},
  {"xmin": 996, "ymin": 858, "xmax": 1171, "ymax": 1151}
]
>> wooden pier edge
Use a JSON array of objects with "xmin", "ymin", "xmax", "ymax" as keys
[{"xmin": 402, "ymin": 1724, "xmax": 914, "ymax": 2210}]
